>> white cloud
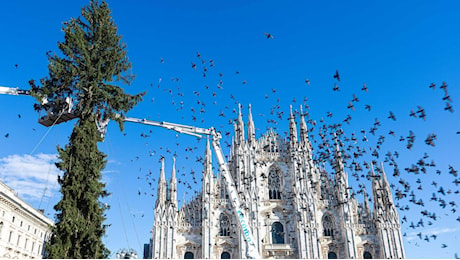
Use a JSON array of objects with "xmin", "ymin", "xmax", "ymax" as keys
[
  {"xmin": 427, "ymin": 227, "xmax": 458, "ymax": 235},
  {"xmin": 0, "ymin": 153, "xmax": 61, "ymax": 202},
  {"xmin": 405, "ymin": 227, "xmax": 459, "ymax": 241}
]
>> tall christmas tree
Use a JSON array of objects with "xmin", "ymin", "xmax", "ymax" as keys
[{"xmin": 29, "ymin": 0, "xmax": 144, "ymax": 258}]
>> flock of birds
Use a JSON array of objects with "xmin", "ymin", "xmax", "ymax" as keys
[
  {"xmin": 3, "ymin": 32, "xmax": 459, "ymax": 258},
  {"xmin": 124, "ymin": 33, "xmax": 460, "ymax": 258},
  {"xmin": 127, "ymin": 34, "xmax": 460, "ymax": 258}
]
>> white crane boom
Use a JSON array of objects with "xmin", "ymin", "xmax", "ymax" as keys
[
  {"xmin": 0, "ymin": 85, "xmax": 77, "ymax": 126},
  {"xmin": 0, "ymin": 86, "xmax": 30, "ymax": 96},
  {"xmin": 1, "ymin": 85, "xmax": 260, "ymax": 258},
  {"xmin": 123, "ymin": 117, "xmax": 260, "ymax": 259}
]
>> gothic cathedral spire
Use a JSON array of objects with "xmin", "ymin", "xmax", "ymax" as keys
[
  {"xmin": 169, "ymin": 157, "xmax": 177, "ymax": 208},
  {"xmin": 299, "ymin": 105, "xmax": 312, "ymax": 151},
  {"xmin": 288, "ymin": 105, "xmax": 298, "ymax": 145},
  {"xmin": 236, "ymin": 103, "xmax": 245, "ymax": 145},
  {"xmin": 247, "ymin": 104, "xmax": 256, "ymax": 145},
  {"xmin": 156, "ymin": 157, "xmax": 167, "ymax": 209}
]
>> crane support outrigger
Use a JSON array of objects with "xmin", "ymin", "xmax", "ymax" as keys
[
  {"xmin": 1, "ymin": 85, "xmax": 260, "ymax": 258},
  {"xmin": 123, "ymin": 117, "xmax": 260, "ymax": 259}
]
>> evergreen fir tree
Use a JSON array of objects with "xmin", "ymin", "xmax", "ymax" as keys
[{"xmin": 29, "ymin": 0, "xmax": 144, "ymax": 258}]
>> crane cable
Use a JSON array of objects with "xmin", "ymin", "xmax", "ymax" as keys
[
  {"xmin": 105, "ymin": 131, "xmax": 142, "ymax": 251},
  {"xmin": 30, "ymin": 110, "xmax": 65, "ymax": 155},
  {"xmin": 31, "ymin": 110, "xmax": 65, "ymax": 210}
]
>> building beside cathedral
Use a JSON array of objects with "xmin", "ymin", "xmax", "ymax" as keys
[
  {"xmin": 149, "ymin": 105, "xmax": 405, "ymax": 259},
  {"xmin": 0, "ymin": 181, "xmax": 53, "ymax": 259}
]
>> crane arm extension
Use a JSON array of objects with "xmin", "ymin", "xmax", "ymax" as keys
[
  {"xmin": 0, "ymin": 86, "xmax": 30, "ymax": 96},
  {"xmin": 210, "ymin": 134, "xmax": 260, "ymax": 259},
  {"xmin": 123, "ymin": 117, "xmax": 212, "ymax": 138},
  {"xmin": 122, "ymin": 116, "xmax": 260, "ymax": 258}
]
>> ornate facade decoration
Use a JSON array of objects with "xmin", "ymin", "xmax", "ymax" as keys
[{"xmin": 149, "ymin": 105, "xmax": 405, "ymax": 259}]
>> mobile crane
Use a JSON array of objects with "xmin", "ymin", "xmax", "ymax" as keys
[
  {"xmin": 1, "ymin": 85, "xmax": 261, "ymax": 259},
  {"xmin": 122, "ymin": 117, "xmax": 260, "ymax": 259}
]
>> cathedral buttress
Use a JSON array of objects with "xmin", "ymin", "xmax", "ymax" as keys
[
  {"xmin": 371, "ymin": 162, "xmax": 406, "ymax": 259},
  {"xmin": 333, "ymin": 138, "xmax": 358, "ymax": 258},
  {"xmin": 362, "ymin": 182, "xmax": 372, "ymax": 221},
  {"xmin": 202, "ymin": 138, "xmax": 213, "ymax": 258}
]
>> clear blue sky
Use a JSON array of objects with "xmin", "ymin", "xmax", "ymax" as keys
[{"xmin": 1, "ymin": 0, "xmax": 459, "ymax": 258}]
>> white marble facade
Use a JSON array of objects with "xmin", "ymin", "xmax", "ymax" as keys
[
  {"xmin": 150, "ymin": 105, "xmax": 405, "ymax": 259},
  {"xmin": 0, "ymin": 181, "xmax": 53, "ymax": 259}
]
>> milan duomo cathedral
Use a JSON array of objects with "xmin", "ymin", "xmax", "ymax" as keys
[{"xmin": 148, "ymin": 105, "xmax": 405, "ymax": 259}]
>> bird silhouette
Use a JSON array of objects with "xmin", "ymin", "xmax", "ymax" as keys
[
  {"xmin": 264, "ymin": 32, "xmax": 274, "ymax": 39},
  {"xmin": 333, "ymin": 70, "xmax": 340, "ymax": 81}
]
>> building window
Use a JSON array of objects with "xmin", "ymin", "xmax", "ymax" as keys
[
  {"xmin": 268, "ymin": 167, "xmax": 282, "ymax": 199},
  {"xmin": 184, "ymin": 252, "xmax": 194, "ymax": 259},
  {"xmin": 12, "ymin": 216, "xmax": 15, "ymax": 223},
  {"xmin": 323, "ymin": 215, "xmax": 334, "ymax": 238},
  {"xmin": 17, "ymin": 235, "xmax": 21, "ymax": 246},
  {"xmin": 219, "ymin": 213, "xmax": 230, "ymax": 236},
  {"xmin": 271, "ymin": 222, "xmax": 285, "ymax": 244},
  {"xmin": 364, "ymin": 251, "xmax": 372, "ymax": 259},
  {"xmin": 25, "ymin": 238, "xmax": 28, "ymax": 250},
  {"xmin": 8, "ymin": 231, "xmax": 13, "ymax": 243},
  {"xmin": 328, "ymin": 251, "xmax": 338, "ymax": 259},
  {"xmin": 32, "ymin": 242, "xmax": 35, "ymax": 253},
  {"xmin": 221, "ymin": 252, "xmax": 231, "ymax": 259}
]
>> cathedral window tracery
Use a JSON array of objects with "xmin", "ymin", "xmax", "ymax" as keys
[
  {"xmin": 322, "ymin": 214, "xmax": 335, "ymax": 238},
  {"xmin": 268, "ymin": 167, "xmax": 282, "ymax": 200},
  {"xmin": 219, "ymin": 213, "xmax": 231, "ymax": 236}
]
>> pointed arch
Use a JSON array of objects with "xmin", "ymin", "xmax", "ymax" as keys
[
  {"xmin": 268, "ymin": 166, "xmax": 282, "ymax": 199},
  {"xmin": 271, "ymin": 221, "xmax": 285, "ymax": 244},
  {"xmin": 219, "ymin": 213, "xmax": 231, "ymax": 236},
  {"xmin": 322, "ymin": 214, "xmax": 335, "ymax": 239},
  {"xmin": 364, "ymin": 251, "xmax": 372, "ymax": 259}
]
